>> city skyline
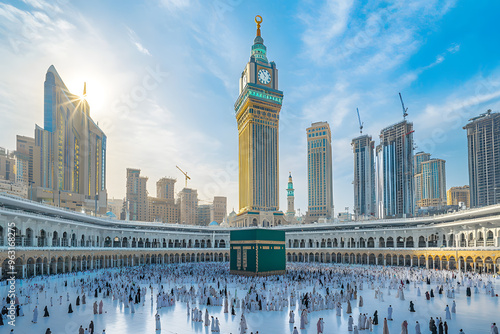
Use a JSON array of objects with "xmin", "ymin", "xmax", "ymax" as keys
[{"xmin": 2, "ymin": 1, "xmax": 500, "ymax": 216}]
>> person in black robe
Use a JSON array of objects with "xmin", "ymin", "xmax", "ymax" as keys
[
  {"xmin": 409, "ymin": 301, "xmax": 415, "ymax": 312},
  {"xmin": 444, "ymin": 321, "xmax": 448, "ymax": 334},
  {"xmin": 439, "ymin": 322, "xmax": 444, "ymax": 334},
  {"xmin": 231, "ymin": 305, "xmax": 235, "ymax": 315},
  {"xmin": 466, "ymin": 287, "xmax": 471, "ymax": 297},
  {"xmin": 76, "ymin": 296, "xmax": 80, "ymax": 306},
  {"xmin": 0, "ymin": 313, "xmax": 4, "ymax": 326},
  {"xmin": 258, "ymin": 300, "xmax": 262, "ymax": 310},
  {"xmin": 45, "ymin": 328, "xmax": 52, "ymax": 334},
  {"xmin": 89, "ymin": 320, "xmax": 94, "ymax": 334},
  {"xmin": 15, "ymin": 305, "xmax": 20, "ymax": 317},
  {"xmin": 429, "ymin": 317, "xmax": 435, "ymax": 332},
  {"xmin": 1, "ymin": 306, "xmax": 7, "ymax": 315},
  {"xmin": 430, "ymin": 289, "xmax": 435, "ymax": 298},
  {"xmin": 43, "ymin": 306, "xmax": 49, "ymax": 317},
  {"xmin": 373, "ymin": 310, "xmax": 378, "ymax": 325},
  {"xmin": 68, "ymin": 303, "xmax": 73, "ymax": 313},
  {"xmin": 207, "ymin": 297, "xmax": 211, "ymax": 305},
  {"xmin": 95, "ymin": 289, "xmax": 98, "ymax": 298}
]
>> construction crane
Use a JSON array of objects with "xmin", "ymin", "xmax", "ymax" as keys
[
  {"xmin": 356, "ymin": 108, "xmax": 364, "ymax": 134},
  {"xmin": 399, "ymin": 92, "xmax": 408, "ymax": 120},
  {"xmin": 176, "ymin": 165, "xmax": 191, "ymax": 188}
]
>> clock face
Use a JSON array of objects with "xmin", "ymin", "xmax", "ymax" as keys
[
  {"xmin": 242, "ymin": 74, "xmax": 247, "ymax": 87},
  {"xmin": 258, "ymin": 69, "xmax": 271, "ymax": 85}
]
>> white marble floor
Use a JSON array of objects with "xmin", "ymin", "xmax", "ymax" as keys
[{"xmin": 2, "ymin": 264, "xmax": 499, "ymax": 334}]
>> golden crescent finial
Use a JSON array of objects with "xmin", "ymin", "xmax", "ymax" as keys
[{"xmin": 255, "ymin": 15, "xmax": 262, "ymax": 37}]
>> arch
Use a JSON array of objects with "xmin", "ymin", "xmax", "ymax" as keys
[
  {"xmin": 359, "ymin": 238, "xmax": 366, "ymax": 248},
  {"xmin": 386, "ymin": 237, "xmax": 394, "ymax": 248},
  {"xmin": 367, "ymin": 237, "xmax": 374, "ymax": 248},
  {"xmin": 396, "ymin": 237, "xmax": 404, "ymax": 248},
  {"xmin": 418, "ymin": 236, "xmax": 426, "ymax": 248},
  {"xmin": 52, "ymin": 231, "xmax": 59, "ymax": 247},
  {"xmin": 104, "ymin": 237, "xmax": 112, "ymax": 247},
  {"xmin": 378, "ymin": 237, "xmax": 385, "ymax": 248},
  {"xmin": 38, "ymin": 229, "xmax": 47, "ymax": 247},
  {"xmin": 486, "ymin": 230, "xmax": 494, "ymax": 246},
  {"xmin": 406, "ymin": 236, "xmax": 414, "ymax": 248}
]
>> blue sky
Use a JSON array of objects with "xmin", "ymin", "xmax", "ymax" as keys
[{"xmin": 1, "ymin": 0, "xmax": 500, "ymax": 217}]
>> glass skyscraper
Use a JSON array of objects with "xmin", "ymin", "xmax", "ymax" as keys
[
  {"xmin": 352, "ymin": 134, "xmax": 375, "ymax": 218},
  {"xmin": 465, "ymin": 110, "xmax": 500, "ymax": 207},
  {"xmin": 306, "ymin": 122, "xmax": 334, "ymax": 222},
  {"xmin": 34, "ymin": 65, "xmax": 107, "ymax": 212},
  {"xmin": 375, "ymin": 120, "xmax": 414, "ymax": 218}
]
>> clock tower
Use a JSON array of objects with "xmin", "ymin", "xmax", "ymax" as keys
[{"xmin": 233, "ymin": 16, "xmax": 284, "ymax": 227}]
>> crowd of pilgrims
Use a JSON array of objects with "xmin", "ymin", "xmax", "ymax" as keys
[{"xmin": 0, "ymin": 262, "xmax": 499, "ymax": 334}]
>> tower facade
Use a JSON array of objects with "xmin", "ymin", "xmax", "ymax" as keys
[
  {"xmin": 420, "ymin": 158, "xmax": 446, "ymax": 208},
  {"xmin": 34, "ymin": 65, "xmax": 107, "ymax": 213},
  {"xmin": 178, "ymin": 188, "xmax": 198, "ymax": 225},
  {"xmin": 352, "ymin": 134, "xmax": 375, "ymax": 218},
  {"xmin": 126, "ymin": 168, "xmax": 148, "ymax": 221},
  {"xmin": 414, "ymin": 151, "xmax": 431, "ymax": 210},
  {"xmin": 465, "ymin": 110, "xmax": 500, "ymax": 207},
  {"xmin": 447, "ymin": 185, "xmax": 470, "ymax": 208},
  {"xmin": 156, "ymin": 177, "xmax": 176, "ymax": 200},
  {"xmin": 286, "ymin": 172, "xmax": 295, "ymax": 217},
  {"xmin": 306, "ymin": 122, "xmax": 334, "ymax": 223},
  {"xmin": 232, "ymin": 16, "xmax": 285, "ymax": 227},
  {"xmin": 211, "ymin": 196, "xmax": 227, "ymax": 224},
  {"xmin": 375, "ymin": 120, "xmax": 414, "ymax": 218}
]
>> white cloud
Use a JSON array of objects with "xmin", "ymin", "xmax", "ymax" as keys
[{"xmin": 127, "ymin": 28, "xmax": 152, "ymax": 56}]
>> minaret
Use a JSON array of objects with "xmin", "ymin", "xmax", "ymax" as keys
[{"xmin": 286, "ymin": 172, "xmax": 295, "ymax": 217}]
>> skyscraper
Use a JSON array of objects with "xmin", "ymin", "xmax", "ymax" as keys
[
  {"xmin": 0, "ymin": 148, "xmax": 15, "ymax": 182},
  {"xmin": 375, "ymin": 120, "xmax": 414, "ymax": 218},
  {"xmin": 465, "ymin": 110, "xmax": 500, "ymax": 207},
  {"xmin": 352, "ymin": 134, "xmax": 375, "ymax": 218},
  {"xmin": 34, "ymin": 65, "xmax": 107, "ymax": 212},
  {"xmin": 306, "ymin": 122, "xmax": 333, "ymax": 223},
  {"xmin": 447, "ymin": 185, "xmax": 470, "ymax": 208},
  {"xmin": 196, "ymin": 204, "xmax": 211, "ymax": 226},
  {"xmin": 156, "ymin": 177, "xmax": 176, "ymax": 200},
  {"xmin": 286, "ymin": 172, "xmax": 295, "ymax": 217},
  {"xmin": 148, "ymin": 177, "xmax": 179, "ymax": 223},
  {"xmin": 126, "ymin": 168, "xmax": 149, "ymax": 221},
  {"xmin": 420, "ymin": 159, "xmax": 446, "ymax": 208},
  {"xmin": 15, "ymin": 135, "xmax": 39, "ymax": 188},
  {"xmin": 233, "ymin": 16, "xmax": 285, "ymax": 227},
  {"xmin": 178, "ymin": 188, "xmax": 198, "ymax": 225},
  {"xmin": 211, "ymin": 196, "xmax": 227, "ymax": 224},
  {"xmin": 414, "ymin": 151, "xmax": 430, "ymax": 210}
]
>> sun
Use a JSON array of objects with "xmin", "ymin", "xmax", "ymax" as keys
[
  {"xmin": 67, "ymin": 75, "xmax": 107, "ymax": 116},
  {"xmin": 80, "ymin": 80, "xmax": 106, "ymax": 113}
]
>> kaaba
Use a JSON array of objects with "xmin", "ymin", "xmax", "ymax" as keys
[{"xmin": 229, "ymin": 228, "xmax": 286, "ymax": 276}]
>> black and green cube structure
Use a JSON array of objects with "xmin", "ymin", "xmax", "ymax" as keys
[{"xmin": 229, "ymin": 228, "xmax": 286, "ymax": 276}]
